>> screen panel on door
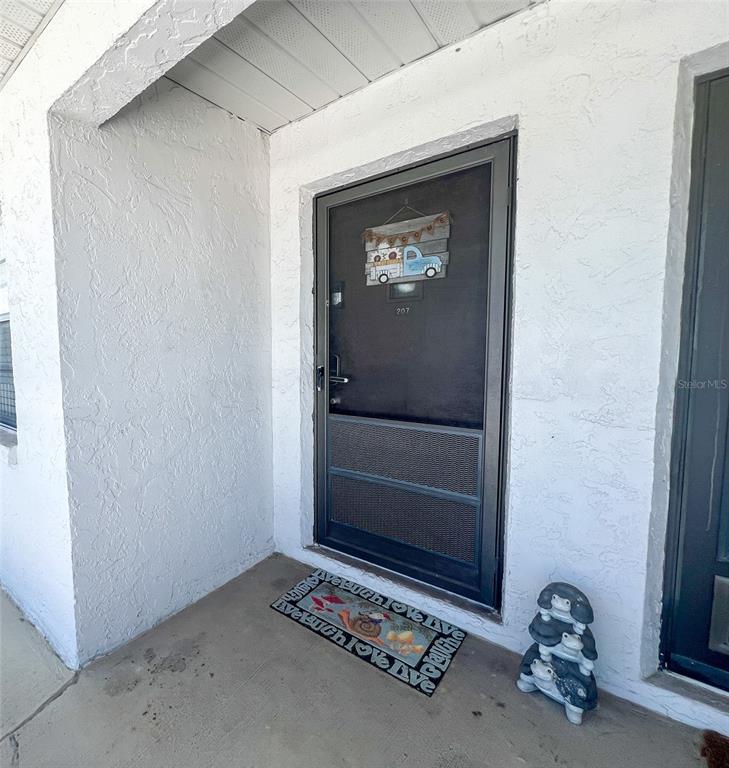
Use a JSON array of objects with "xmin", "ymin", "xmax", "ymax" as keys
[{"xmin": 316, "ymin": 141, "xmax": 512, "ymax": 607}]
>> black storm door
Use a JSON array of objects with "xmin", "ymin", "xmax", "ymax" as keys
[
  {"xmin": 664, "ymin": 71, "xmax": 729, "ymax": 691},
  {"xmin": 315, "ymin": 140, "xmax": 513, "ymax": 607}
]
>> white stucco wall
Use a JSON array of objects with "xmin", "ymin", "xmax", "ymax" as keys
[
  {"xmin": 0, "ymin": 0, "xmax": 258, "ymax": 666},
  {"xmin": 0, "ymin": 0, "xmax": 157, "ymax": 669},
  {"xmin": 50, "ymin": 79, "xmax": 273, "ymax": 663},
  {"xmin": 269, "ymin": 0, "xmax": 729, "ymax": 731}
]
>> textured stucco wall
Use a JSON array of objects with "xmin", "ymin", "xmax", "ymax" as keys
[
  {"xmin": 0, "ymin": 0, "xmax": 158, "ymax": 669},
  {"xmin": 0, "ymin": 0, "xmax": 257, "ymax": 666},
  {"xmin": 50, "ymin": 79, "xmax": 273, "ymax": 663},
  {"xmin": 269, "ymin": 0, "xmax": 729, "ymax": 731}
]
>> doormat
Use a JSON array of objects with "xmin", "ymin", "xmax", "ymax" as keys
[{"xmin": 270, "ymin": 568, "xmax": 466, "ymax": 696}]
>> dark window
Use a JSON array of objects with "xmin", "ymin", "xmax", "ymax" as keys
[{"xmin": 0, "ymin": 319, "xmax": 16, "ymax": 430}]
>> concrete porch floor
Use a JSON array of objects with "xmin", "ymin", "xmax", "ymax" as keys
[{"xmin": 0, "ymin": 555, "xmax": 704, "ymax": 768}]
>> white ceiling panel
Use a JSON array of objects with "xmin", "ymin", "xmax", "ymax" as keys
[
  {"xmin": 244, "ymin": 0, "xmax": 367, "ymax": 95},
  {"xmin": 1, "ymin": 0, "xmax": 43, "ymax": 30},
  {"xmin": 0, "ymin": 36, "xmax": 20, "ymax": 61},
  {"xmin": 411, "ymin": 0, "xmax": 480, "ymax": 46},
  {"xmin": 22, "ymin": 0, "xmax": 53, "ymax": 13},
  {"xmin": 352, "ymin": 1, "xmax": 438, "ymax": 64},
  {"xmin": 165, "ymin": 0, "xmax": 536, "ymax": 134},
  {"xmin": 190, "ymin": 37, "xmax": 311, "ymax": 122},
  {"xmin": 0, "ymin": 17, "xmax": 32, "ymax": 47},
  {"xmin": 166, "ymin": 57, "xmax": 292, "ymax": 133},
  {"xmin": 0, "ymin": 0, "xmax": 62, "ymax": 91},
  {"xmin": 216, "ymin": 16, "xmax": 339, "ymax": 109},
  {"xmin": 291, "ymin": 0, "xmax": 400, "ymax": 81},
  {"xmin": 467, "ymin": 0, "xmax": 533, "ymax": 27}
]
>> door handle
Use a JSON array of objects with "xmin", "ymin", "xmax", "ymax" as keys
[{"xmin": 329, "ymin": 353, "xmax": 349, "ymax": 384}]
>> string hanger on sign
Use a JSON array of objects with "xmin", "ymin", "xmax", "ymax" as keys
[{"xmin": 383, "ymin": 198, "xmax": 429, "ymax": 225}]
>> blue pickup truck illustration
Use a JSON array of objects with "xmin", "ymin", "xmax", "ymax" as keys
[
  {"xmin": 367, "ymin": 245, "xmax": 444, "ymax": 285},
  {"xmin": 403, "ymin": 245, "xmax": 443, "ymax": 278}
]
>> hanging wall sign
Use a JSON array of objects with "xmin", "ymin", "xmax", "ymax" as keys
[{"xmin": 363, "ymin": 212, "xmax": 450, "ymax": 287}]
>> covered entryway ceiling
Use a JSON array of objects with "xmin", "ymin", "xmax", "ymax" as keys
[
  {"xmin": 0, "ymin": 0, "xmax": 63, "ymax": 90},
  {"xmin": 165, "ymin": 0, "xmax": 535, "ymax": 133}
]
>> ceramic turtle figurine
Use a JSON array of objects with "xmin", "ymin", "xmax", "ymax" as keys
[
  {"xmin": 537, "ymin": 582, "xmax": 594, "ymax": 633},
  {"xmin": 518, "ymin": 581, "xmax": 599, "ymax": 724},
  {"xmin": 529, "ymin": 614, "xmax": 597, "ymax": 675},
  {"xmin": 517, "ymin": 643, "xmax": 597, "ymax": 724}
]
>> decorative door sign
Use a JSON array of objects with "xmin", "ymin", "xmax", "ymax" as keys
[{"xmin": 363, "ymin": 212, "xmax": 450, "ymax": 287}]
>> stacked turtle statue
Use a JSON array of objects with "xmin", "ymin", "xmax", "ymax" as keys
[{"xmin": 516, "ymin": 582, "xmax": 598, "ymax": 724}]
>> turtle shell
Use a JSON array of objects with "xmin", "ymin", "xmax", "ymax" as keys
[
  {"xmin": 537, "ymin": 582, "xmax": 594, "ymax": 625},
  {"xmin": 529, "ymin": 615, "xmax": 598, "ymax": 659},
  {"xmin": 551, "ymin": 655, "xmax": 598, "ymax": 710},
  {"xmin": 519, "ymin": 643, "xmax": 541, "ymax": 676},
  {"xmin": 580, "ymin": 627, "xmax": 598, "ymax": 661},
  {"xmin": 529, "ymin": 615, "xmax": 572, "ymax": 646}
]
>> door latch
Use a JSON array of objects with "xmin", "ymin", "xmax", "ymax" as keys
[
  {"xmin": 316, "ymin": 365, "xmax": 325, "ymax": 392},
  {"xmin": 330, "ymin": 354, "xmax": 349, "ymax": 385}
]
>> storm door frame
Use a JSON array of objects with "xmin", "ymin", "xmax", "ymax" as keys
[{"xmin": 313, "ymin": 136, "xmax": 516, "ymax": 610}]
